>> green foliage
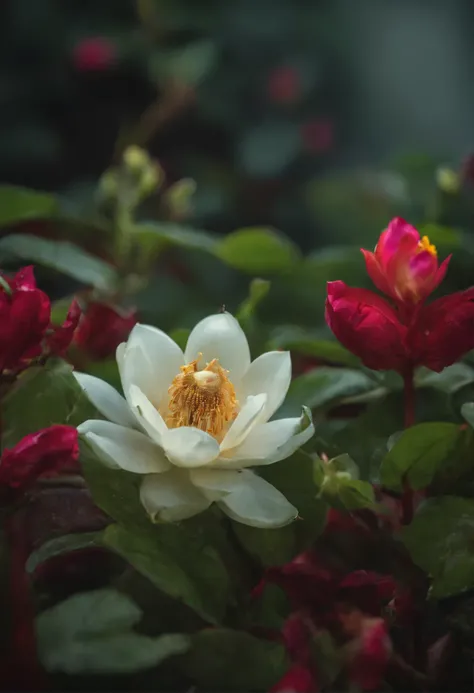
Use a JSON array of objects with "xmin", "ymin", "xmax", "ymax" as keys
[
  {"xmin": 0, "ymin": 185, "xmax": 58, "ymax": 225},
  {"xmin": 402, "ymin": 497, "xmax": 474, "ymax": 598},
  {"xmin": 0, "ymin": 234, "xmax": 117, "ymax": 290},
  {"xmin": 282, "ymin": 366, "xmax": 377, "ymax": 417},
  {"xmin": 103, "ymin": 523, "xmax": 230, "ymax": 624},
  {"xmin": 2, "ymin": 360, "xmax": 99, "ymax": 449},
  {"xmin": 36, "ymin": 588, "xmax": 189, "ymax": 674},
  {"xmin": 380, "ymin": 422, "xmax": 464, "ymax": 492},
  {"xmin": 184, "ymin": 628, "xmax": 288, "ymax": 691},
  {"xmin": 215, "ymin": 227, "xmax": 300, "ymax": 274},
  {"xmin": 269, "ymin": 325, "xmax": 360, "ymax": 367}
]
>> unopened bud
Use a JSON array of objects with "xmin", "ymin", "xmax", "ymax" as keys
[
  {"xmin": 140, "ymin": 162, "xmax": 164, "ymax": 195},
  {"xmin": 123, "ymin": 145, "xmax": 150, "ymax": 173},
  {"xmin": 98, "ymin": 170, "xmax": 118, "ymax": 199},
  {"xmin": 165, "ymin": 178, "xmax": 196, "ymax": 218},
  {"xmin": 436, "ymin": 167, "xmax": 460, "ymax": 194}
]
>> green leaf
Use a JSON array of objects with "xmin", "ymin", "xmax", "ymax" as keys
[
  {"xmin": 184, "ymin": 628, "xmax": 288, "ymax": 691},
  {"xmin": 2, "ymin": 360, "xmax": 99, "ymax": 449},
  {"xmin": 36, "ymin": 588, "xmax": 189, "ymax": 674},
  {"xmin": 233, "ymin": 451, "xmax": 327, "ymax": 566},
  {"xmin": 380, "ymin": 422, "xmax": 463, "ymax": 492},
  {"xmin": 0, "ymin": 234, "xmax": 117, "ymax": 290},
  {"xmin": 281, "ymin": 367, "xmax": 376, "ymax": 417},
  {"xmin": 269, "ymin": 325, "xmax": 360, "ymax": 367},
  {"xmin": 133, "ymin": 221, "xmax": 217, "ymax": 253},
  {"xmin": 0, "ymin": 185, "xmax": 58, "ymax": 226},
  {"xmin": 215, "ymin": 227, "xmax": 299, "ymax": 274},
  {"xmin": 401, "ymin": 496, "xmax": 474, "ymax": 598},
  {"xmin": 103, "ymin": 523, "xmax": 230, "ymax": 624},
  {"xmin": 26, "ymin": 532, "xmax": 102, "ymax": 574},
  {"xmin": 415, "ymin": 363, "xmax": 474, "ymax": 394},
  {"xmin": 462, "ymin": 402, "xmax": 474, "ymax": 429}
]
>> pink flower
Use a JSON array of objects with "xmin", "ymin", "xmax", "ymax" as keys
[
  {"xmin": 325, "ymin": 219, "xmax": 474, "ymax": 374},
  {"xmin": 361, "ymin": 218, "xmax": 450, "ymax": 306},
  {"xmin": 73, "ymin": 37, "xmax": 117, "ymax": 72},
  {"xmin": 0, "ymin": 425, "xmax": 79, "ymax": 491}
]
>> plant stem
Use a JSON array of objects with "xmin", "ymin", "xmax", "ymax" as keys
[
  {"xmin": 403, "ymin": 368, "xmax": 416, "ymax": 429},
  {"xmin": 401, "ymin": 368, "xmax": 415, "ymax": 525}
]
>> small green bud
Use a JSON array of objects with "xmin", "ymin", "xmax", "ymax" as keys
[
  {"xmin": 140, "ymin": 162, "xmax": 164, "ymax": 196},
  {"xmin": 98, "ymin": 170, "xmax": 118, "ymax": 199},
  {"xmin": 123, "ymin": 145, "xmax": 150, "ymax": 173},
  {"xmin": 436, "ymin": 167, "xmax": 460, "ymax": 194},
  {"xmin": 165, "ymin": 178, "xmax": 196, "ymax": 218}
]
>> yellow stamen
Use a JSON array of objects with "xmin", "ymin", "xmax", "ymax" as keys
[
  {"xmin": 417, "ymin": 235, "xmax": 437, "ymax": 257},
  {"xmin": 167, "ymin": 357, "xmax": 237, "ymax": 439}
]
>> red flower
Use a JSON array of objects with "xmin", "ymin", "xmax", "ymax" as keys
[
  {"xmin": 361, "ymin": 218, "xmax": 450, "ymax": 305},
  {"xmin": 0, "ymin": 425, "xmax": 79, "ymax": 492},
  {"xmin": 346, "ymin": 617, "xmax": 392, "ymax": 691},
  {"xmin": 73, "ymin": 302, "xmax": 137, "ymax": 360},
  {"xmin": 267, "ymin": 66, "xmax": 301, "ymax": 104},
  {"xmin": 325, "ymin": 219, "xmax": 474, "ymax": 374},
  {"xmin": 270, "ymin": 614, "xmax": 318, "ymax": 692},
  {"xmin": 325, "ymin": 282, "xmax": 408, "ymax": 372},
  {"xmin": 73, "ymin": 37, "xmax": 117, "ymax": 72},
  {"xmin": 409, "ymin": 287, "xmax": 474, "ymax": 371},
  {"xmin": 270, "ymin": 662, "xmax": 317, "ymax": 693},
  {"xmin": 0, "ymin": 267, "xmax": 81, "ymax": 376}
]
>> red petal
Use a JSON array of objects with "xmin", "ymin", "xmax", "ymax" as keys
[
  {"xmin": 73, "ymin": 302, "xmax": 137, "ymax": 360},
  {"xmin": 7, "ymin": 266, "xmax": 37, "ymax": 291},
  {"xmin": 0, "ymin": 286, "xmax": 51, "ymax": 373},
  {"xmin": 0, "ymin": 425, "xmax": 79, "ymax": 491},
  {"xmin": 325, "ymin": 281, "xmax": 408, "ymax": 372},
  {"xmin": 412, "ymin": 287, "xmax": 474, "ymax": 371},
  {"xmin": 348, "ymin": 618, "xmax": 392, "ymax": 691},
  {"xmin": 270, "ymin": 663, "xmax": 317, "ymax": 693},
  {"xmin": 46, "ymin": 299, "xmax": 82, "ymax": 356},
  {"xmin": 361, "ymin": 249, "xmax": 391, "ymax": 297}
]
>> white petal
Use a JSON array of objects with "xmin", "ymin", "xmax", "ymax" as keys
[
  {"xmin": 161, "ymin": 427, "xmax": 220, "ymax": 468},
  {"xmin": 121, "ymin": 324, "xmax": 184, "ymax": 408},
  {"xmin": 128, "ymin": 385, "xmax": 167, "ymax": 445},
  {"xmin": 78, "ymin": 420, "xmax": 170, "ymax": 474},
  {"xmin": 184, "ymin": 312, "xmax": 251, "ymax": 382},
  {"xmin": 267, "ymin": 407, "xmax": 314, "ymax": 464},
  {"xmin": 219, "ymin": 394, "xmax": 267, "ymax": 452},
  {"xmin": 140, "ymin": 470, "xmax": 211, "ymax": 522},
  {"xmin": 190, "ymin": 468, "xmax": 297, "ymax": 528},
  {"xmin": 73, "ymin": 372, "xmax": 137, "ymax": 429},
  {"xmin": 240, "ymin": 351, "xmax": 292, "ymax": 422},
  {"xmin": 217, "ymin": 417, "xmax": 301, "ymax": 467}
]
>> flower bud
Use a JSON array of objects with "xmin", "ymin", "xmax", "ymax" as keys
[{"xmin": 123, "ymin": 145, "xmax": 150, "ymax": 174}]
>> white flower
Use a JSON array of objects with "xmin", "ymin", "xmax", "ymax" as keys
[{"xmin": 75, "ymin": 312, "xmax": 314, "ymax": 528}]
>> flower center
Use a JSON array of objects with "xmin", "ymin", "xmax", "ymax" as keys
[
  {"xmin": 417, "ymin": 235, "xmax": 437, "ymax": 257},
  {"xmin": 167, "ymin": 357, "xmax": 237, "ymax": 439}
]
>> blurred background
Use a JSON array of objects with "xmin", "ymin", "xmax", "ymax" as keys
[{"xmin": 1, "ymin": 0, "xmax": 474, "ymax": 333}]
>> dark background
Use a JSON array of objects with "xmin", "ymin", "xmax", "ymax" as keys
[{"xmin": 2, "ymin": 0, "xmax": 473, "ymax": 252}]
